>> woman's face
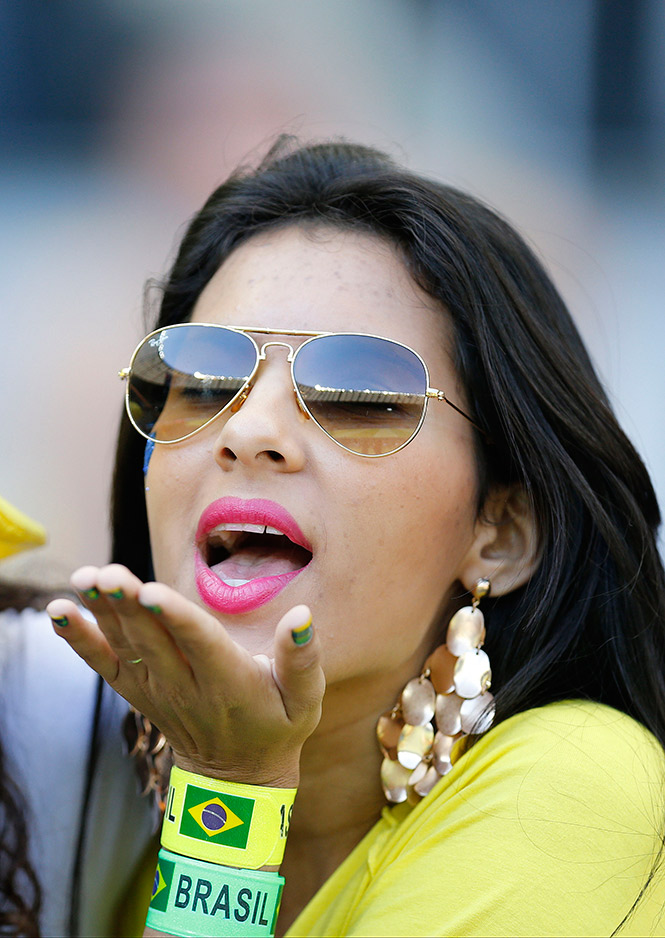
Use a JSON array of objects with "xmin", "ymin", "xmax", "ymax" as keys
[{"xmin": 145, "ymin": 225, "xmax": 481, "ymax": 709}]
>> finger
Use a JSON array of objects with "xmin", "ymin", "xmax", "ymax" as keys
[
  {"xmin": 65, "ymin": 566, "xmax": 189, "ymax": 697},
  {"xmin": 110, "ymin": 590, "xmax": 194, "ymax": 686},
  {"xmin": 136, "ymin": 581, "xmax": 250, "ymax": 683},
  {"xmin": 47, "ymin": 597, "xmax": 176, "ymax": 734},
  {"xmin": 69, "ymin": 565, "xmax": 103, "ymax": 606},
  {"xmin": 272, "ymin": 605, "xmax": 325, "ymax": 728},
  {"xmin": 46, "ymin": 598, "xmax": 121, "ymax": 683},
  {"xmin": 71, "ymin": 564, "xmax": 144, "ymax": 658},
  {"xmin": 96, "ymin": 565, "xmax": 179, "ymax": 669}
]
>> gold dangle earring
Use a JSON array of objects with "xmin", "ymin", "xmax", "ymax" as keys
[{"xmin": 377, "ymin": 577, "xmax": 494, "ymax": 804}]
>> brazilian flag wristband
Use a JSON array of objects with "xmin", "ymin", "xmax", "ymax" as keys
[
  {"xmin": 146, "ymin": 847, "xmax": 284, "ymax": 937},
  {"xmin": 161, "ymin": 766, "xmax": 298, "ymax": 869}
]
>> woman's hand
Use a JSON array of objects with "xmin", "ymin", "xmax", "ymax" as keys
[{"xmin": 45, "ymin": 564, "xmax": 325, "ymax": 788}]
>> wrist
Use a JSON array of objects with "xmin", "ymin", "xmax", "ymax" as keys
[
  {"xmin": 162, "ymin": 766, "xmax": 297, "ymax": 870},
  {"xmin": 172, "ymin": 754, "xmax": 300, "ymax": 791},
  {"xmin": 145, "ymin": 767, "xmax": 297, "ymax": 937}
]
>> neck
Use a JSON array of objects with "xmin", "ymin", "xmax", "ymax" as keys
[
  {"xmin": 276, "ymin": 681, "xmax": 390, "ymax": 934},
  {"xmin": 274, "ymin": 624, "xmax": 445, "ymax": 936}
]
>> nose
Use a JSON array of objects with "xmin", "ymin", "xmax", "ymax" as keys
[{"xmin": 211, "ymin": 346, "xmax": 307, "ymax": 473}]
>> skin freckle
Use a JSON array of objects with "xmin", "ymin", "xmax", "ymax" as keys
[{"xmin": 150, "ymin": 225, "xmax": 479, "ymax": 690}]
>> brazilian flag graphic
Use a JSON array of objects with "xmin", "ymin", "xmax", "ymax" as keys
[
  {"xmin": 179, "ymin": 784, "xmax": 255, "ymax": 849},
  {"xmin": 150, "ymin": 855, "xmax": 175, "ymax": 912}
]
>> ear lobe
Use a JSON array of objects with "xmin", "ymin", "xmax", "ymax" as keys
[{"xmin": 457, "ymin": 486, "xmax": 540, "ymax": 597}]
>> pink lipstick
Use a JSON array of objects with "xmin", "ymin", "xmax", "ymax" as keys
[{"xmin": 194, "ymin": 498, "xmax": 312, "ymax": 614}]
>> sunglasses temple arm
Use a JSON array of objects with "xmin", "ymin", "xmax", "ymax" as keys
[{"xmin": 433, "ymin": 390, "xmax": 490, "ymax": 442}]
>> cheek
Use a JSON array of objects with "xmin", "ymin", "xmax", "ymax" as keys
[
  {"xmin": 318, "ymin": 460, "xmax": 478, "ymax": 683},
  {"xmin": 343, "ymin": 453, "xmax": 477, "ymax": 585},
  {"xmin": 144, "ymin": 448, "xmax": 202, "ymax": 574}
]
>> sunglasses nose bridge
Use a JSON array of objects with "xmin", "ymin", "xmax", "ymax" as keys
[
  {"xmin": 237, "ymin": 340, "xmax": 310, "ymax": 420},
  {"xmin": 257, "ymin": 340, "xmax": 296, "ymax": 361}
]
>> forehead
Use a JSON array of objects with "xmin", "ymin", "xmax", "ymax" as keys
[{"xmin": 190, "ymin": 225, "xmax": 452, "ymax": 360}]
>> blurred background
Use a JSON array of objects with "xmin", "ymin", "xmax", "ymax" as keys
[{"xmin": 1, "ymin": 0, "xmax": 664, "ymax": 583}]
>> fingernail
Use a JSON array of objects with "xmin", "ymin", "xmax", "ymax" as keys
[
  {"xmin": 292, "ymin": 617, "xmax": 313, "ymax": 646},
  {"xmin": 51, "ymin": 615, "xmax": 69, "ymax": 628},
  {"xmin": 107, "ymin": 588, "xmax": 124, "ymax": 600},
  {"xmin": 138, "ymin": 599, "xmax": 161, "ymax": 615},
  {"xmin": 82, "ymin": 587, "xmax": 99, "ymax": 600}
]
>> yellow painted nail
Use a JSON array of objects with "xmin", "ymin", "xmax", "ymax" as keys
[{"xmin": 291, "ymin": 617, "xmax": 313, "ymax": 646}]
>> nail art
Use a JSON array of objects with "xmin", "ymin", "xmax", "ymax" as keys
[
  {"xmin": 107, "ymin": 588, "xmax": 124, "ymax": 600},
  {"xmin": 51, "ymin": 615, "xmax": 69, "ymax": 628},
  {"xmin": 82, "ymin": 587, "xmax": 100, "ymax": 600},
  {"xmin": 292, "ymin": 618, "xmax": 313, "ymax": 646},
  {"xmin": 138, "ymin": 599, "xmax": 162, "ymax": 614}
]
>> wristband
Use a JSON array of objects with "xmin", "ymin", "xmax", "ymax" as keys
[
  {"xmin": 146, "ymin": 848, "xmax": 284, "ymax": 937},
  {"xmin": 161, "ymin": 766, "xmax": 297, "ymax": 869}
]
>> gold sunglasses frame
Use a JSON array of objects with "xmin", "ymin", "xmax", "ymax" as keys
[{"xmin": 119, "ymin": 323, "xmax": 484, "ymax": 458}]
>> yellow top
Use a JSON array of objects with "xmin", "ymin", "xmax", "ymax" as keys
[
  {"xmin": 287, "ymin": 701, "xmax": 665, "ymax": 937},
  {"xmin": 119, "ymin": 701, "xmax": 665, "ymax": 937}
]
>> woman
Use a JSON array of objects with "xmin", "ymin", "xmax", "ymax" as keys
[{"xmin": 47, "ymin": 138, "xmax": 665, "ymax": 936}]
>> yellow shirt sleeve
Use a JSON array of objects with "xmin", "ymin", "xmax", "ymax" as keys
[{"xmin": 287, "ymin": 701, "xmax": 665, "ymax": 937}]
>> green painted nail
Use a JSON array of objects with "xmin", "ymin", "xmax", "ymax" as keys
[
  {"xmin": 291, "ymin": 618, "xmax": 313, "ymax": 646},
  {"xmin": 82, "ymin": 587, "xmax": 99, "ymax": 600},
  {"xmin": 107, "ymin": 588, "xmax": 124, "ymax": 600},
  {"xmin": 139, "ymin": 600, "xmax": 162, "ymax": 615},
  {"xmin": 51, "ymin": 615, "xmax": 69, "ymax": 628}
]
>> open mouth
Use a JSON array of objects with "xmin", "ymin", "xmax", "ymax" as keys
[
  {"xmin": 194, "ymin": 498, "xmax": 313, "ymax": 614},
  {"xmin": 204, "ymin": 523, "xmax": 313, "ymax": 586}
]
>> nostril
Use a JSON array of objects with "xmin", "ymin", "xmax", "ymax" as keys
[
  {"xmin": 267, "ymin": 450, "xmax": 284, "ymax": 462},
  {"xmin": 220, "ymin": 447, "xmax": 237, "ymax": 462}
]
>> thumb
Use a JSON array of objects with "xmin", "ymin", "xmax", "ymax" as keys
[{"xmin": 272, "ymin": 604, "xmax": 326, "ymax": 729}]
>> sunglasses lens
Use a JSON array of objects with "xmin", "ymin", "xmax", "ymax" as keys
[
  {"xmin": 293, "ymin": 335, "xmax": 428, "ymax": 455},
  {"xmin": 127, "ymin": 326, "xmax": 256, "ymax": 441}
]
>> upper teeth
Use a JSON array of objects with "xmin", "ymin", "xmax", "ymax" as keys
[
  {"xmin": 209, "ymin": 523, "xmax": 283, "ymax": 536},
  {"xmin": 206, "ymin": 522, "xmax": 287, "ymax": 553}
]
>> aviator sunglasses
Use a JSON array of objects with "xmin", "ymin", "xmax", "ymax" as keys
[{"xmin": 120, "ymin": 324, "xmax": 484, "ymax": 457}]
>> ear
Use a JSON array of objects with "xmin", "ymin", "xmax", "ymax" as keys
[{"xmin": 457, "ymin": 485, "xmax": 540, "ymax": 597}]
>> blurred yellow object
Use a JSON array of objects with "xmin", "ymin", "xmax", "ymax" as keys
[{"xmin": 0, "ymin": 495, "xmax": 47, "ymax": 560}]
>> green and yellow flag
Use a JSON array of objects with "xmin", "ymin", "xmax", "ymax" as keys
[{"xmin": 179, "ymin": 784, "xmax": 255, "ymax": 850}]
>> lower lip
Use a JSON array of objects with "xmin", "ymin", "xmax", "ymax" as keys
[{"xmin": 194, "ymin": 552, "xmax": 307, "ymax": 614}]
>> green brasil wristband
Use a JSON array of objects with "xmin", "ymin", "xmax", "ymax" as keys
[
  {"xmin": 162, "ymin": 766, "xmax": 297, "ymax": 869},
  {"xmin": 146, "ymin": 848, "xmax": 284, "ymax": 937}
]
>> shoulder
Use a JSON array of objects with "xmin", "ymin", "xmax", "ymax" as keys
[
  {"xmin": 421, "ymin": 700, "xmax": 664, "ymax": 843},
  {"xmin": 363, "ymin": 701, "xmax": 665, "ymax": 936},
  {"xmin": 458, "ymin": 698, "xmax": 663, "ymax": 784},
  {"xmin": 290, "ymin": 703, "xmax": 665, "ymax": 937},
  {"xmin": 0, "ymin": 604, "xmax": 99, "ymax": 810},
  {"xmin": 0, "ymin": 606, "xmax": 99, "ymax": 848},
  {"xmin": 460, "ymin": 700, "xmax": 663, "ymax": 819},
  {"xmin": 0, "ymin": 606, "xmax": 155, "ymax": 936},
  {"xmin": 0, "ymin": 606, "xmax": 98, "ymax": 722}
]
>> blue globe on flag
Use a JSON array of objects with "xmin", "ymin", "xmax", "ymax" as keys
[{"xmin": 201, "ymin": 801, "xmax": 228, "ymax": 832}]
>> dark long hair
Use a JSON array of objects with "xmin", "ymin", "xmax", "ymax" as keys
[{"xmin": 111, "ymin": 138, "xmax": 665, "ymax": 908}]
